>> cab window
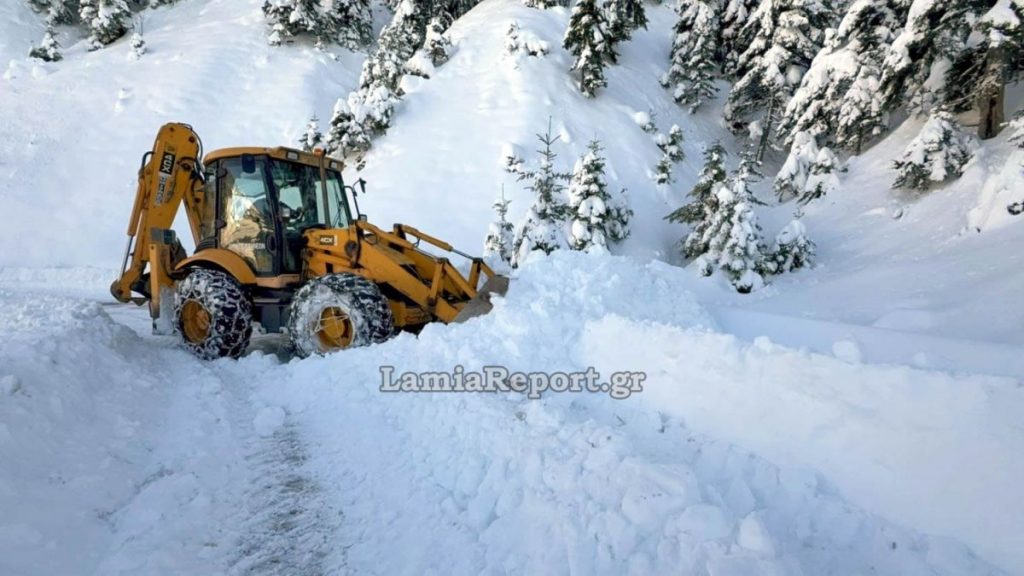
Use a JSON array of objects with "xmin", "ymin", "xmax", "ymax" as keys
[{"xmin": 218, "ymin": 157, "xmax": 276, "ymax": 275}]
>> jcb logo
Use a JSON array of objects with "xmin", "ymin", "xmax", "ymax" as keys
[{"xmin": 159, "ymin": 152, "xmax": 175, "ymax": 175}]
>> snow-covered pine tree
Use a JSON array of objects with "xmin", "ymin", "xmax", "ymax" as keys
[
  {"xmin": 780, "ymin": 0, "xmax": 907, "ymax": 153},
  {"xmin": 603, "ymin": 0, "xmax": 647, "ymax": 55},
  {"xmin": 424, "ymin": 16, "xmax": 452, "ymax": 66},
  {"xmin": 128, "ymin": 31, "xmax": 146, "ymax": 59},
  {"xmin": 330, "ymin": 0, "xmax": 373, "ymax": 49},
  {"xmin": 28, "ymin": 0, "xmax": 78, "ymax": 25},
  {"xmin": 298, "ymin": 116, "xmax": 323, "ymax": 152},
  {"xmin": 79, "ymin": 0, "xmax": 130, "ymax": 48},
  {"xmin": 263, "ymin": 0, "xmax": 371, "ymax": 48},
  {"xmin": 564, "ymin": 0, "xmax": 612, "ymax": 97},
  {"xmin": 567, "ymin": 140, "xmax": 632, "ymax": 250},
  {"xmin": 432, "ymin": 0, "xmax": 480, "ymax": 19},
  {"xmin": 801, "ymin": 145, "xmax": 841, "ymax": 203},
  {"xmin": 262, "ymin": 0, "xmax": 323, "ymax": 45},
  {"xmin": 509, "ymin": 125, "xmax": 572, "ymax": 267},
  {"xmin": 769, "ymin": 211, "xmax": 815, "ymax": 273},
  {"xmin": 29, "ymin": 28, "xmax": 62, "ymax": 62},
  {"xmin": 726, "ymin": 0, "xmax": 835, "ymax": 160},
  {"xmin": 506, "ymin": 21, "xmax": 550, "ymax": 56},
  {"xmin": 774, "ymin": 131, "xmax": 819, "ymax": 200},
  {"xmin": 484, "ymin": 189, "xmax": 515, "ymax": 265},
  {"xmin": 720, "ymin": 0, "xmax": 757, "ymax": 76},
  {"xmin": 947, "ymin": 0, "xmax": 1024, "ymax": 139},
  {"xmin": 880, "ymin": 0, "xmax": 995, "ymax": 118},
  {"xmin": 701, "ymin": 159, "xmax": 769, "ymax": 293},
  {"xmin": 324, "ymin": 97, "xmax": 371, "ymax": 158},
  {"xmin": 666, "ymin": 142, "xmax": 728, "ymax": 260},
  {"xmin": 1010, "ymin": 112, "xmax": 1024, "ymax": 148},
  {"xmin": 338, "ymin": 1, "xmax": 428, "ymax": 143},
  {"xmin": 654, "ymin": 124, "xmax": 685, "ymax": 185},
  {"xmin": 892, "ymin": 109, "xmax": 974, "ymax": 190},
  {"xmin": 662, "ymin": 0, "xmax": 719, "ymax": 112}
]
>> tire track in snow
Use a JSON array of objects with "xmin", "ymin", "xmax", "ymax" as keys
[{"xmin": 227, "ymin": 420, "xmax": 343, "ymax": 576}]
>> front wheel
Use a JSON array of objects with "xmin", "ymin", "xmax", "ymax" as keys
[
  {"xmin": 174, "ymin": 268, "xmax": 253, "ymax": 360},
  {"xmin": 287, "ymin": 273, "xmax": 394, "ymax": 358}
]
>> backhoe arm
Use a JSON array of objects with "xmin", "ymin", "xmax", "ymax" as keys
[{"xmin": 110, "ymin": 123, "xmax": 206, "ymax": 320}]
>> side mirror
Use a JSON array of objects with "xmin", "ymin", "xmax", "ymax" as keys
[
  {"xmin": 241, "ymin": 154, "xmax": 256, "ymax": 174},
  {"xmin": 358, "ymin": 214, "xmax": 368, "ymax": 222},
  {"xmin": 356, "ymin": 178, "xmax": 367, "ymax": 196}
]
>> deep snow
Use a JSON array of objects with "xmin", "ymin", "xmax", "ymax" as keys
[
  {"xmin": 2, "ymin": 0, "xmax": 1024, "ymax": 573},
  {"xmin": 1, "ymin": 253, "xmax": 1018, "ymax": 575}
]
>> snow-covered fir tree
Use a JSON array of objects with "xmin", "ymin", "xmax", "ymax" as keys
[
  {"xmin": 508, "ymin": 126, "xmax": 572, "ymax": 267},
  {"xmin": 332, "ymin": 0, "xmax": 428, "ymax": 149},
  {"xmin": 331, "ymin": 0, "xmax": 374, "ymax": 49},
  {"xmin": 563, "ymin": 0, "xmax": 613, "ymax": 97},
  {"xmin": 506, "ymin": 21, "xmax": 550, "ymax": 56},
  {"xmin": 892, "ymin": 109, "xmax": 974, "ymax": 190},
  {"xmin": 567, "ymin": 140, "xmax": 632, "ymax": 250},
  {"xmin": 720, "ymin": 0, "xmax": 757, "ymax": 76},
  {"xmin": 324, "ymin": 97, "xmax": 371, "ymax": 158},
  {"xmin": 27, "ymin": 0, "xmax": 78, "ymax": 25},
  {"xmin": 1010, "ymin": 113, "xmax": 1024, "ymax": 148},
  {"xmin": 726, "ymin": 0, "xmax": 835, "ymax": 160},
  {"xmin": 29, "ymin": 28, "xmax": 62, "ymax": 62},
  {"xmin": 948, "ymin": 0, "xmax": 1024, "ymax": 139},
  {"xmin": 263, "ymin": 0, "xmax": 322, "ymax": 45},
  {"xmin": 802, "ymin": 146, "xmax": 841, "ymax": 203},
  {"xmin": 774, "ymin": 131, "xmax": 818, "ymax": 200},
  {"xmin": 780, "ymin": 0, "xmax": 907, "ymax": 153},
  {"xmin": 127, "ymin": 31, "xmax": 146, "ymax": 60},
  {"xmin": 298, "ymin": 116, "xmax": 323, "ymax": 152},
  {"xmin": 79, "ymin": 0, "xmax": 130, "ymax": 48},
  {"xmin": 662, "ymin": 0, "xmax": 719, "ymax": 112},
  {"xmin": 483, "ymin": 189, "xmax": 515, "ymax": 266},
  {"xmin": 263, "ymin": 0, "xmax": 372, "ymax": 48},
  {"xmin": 775, "ymin": 132, "xmax": 841, "ymax": 202},
  {"xmin": 769, "ymin": 211, "xmax": 815, "ymax": 273},
  {"xmin": 523, "ymin": 0, "xmax": 568, "ymax": 9},
  {"xmin": 880, "ymin": 0, "xmax": 999, "ymax": 119},
  {"xmin": 699, "ymin": 158, "xmax": 769, "ymax": 293},
  {"xmin": 654, "ymin": 124, "xmax": 685, "ymax": 185},
  {"xmin": 666, "ymin": 142, "xmax": 728, "ymax": 260},
  {"xmin": 603, "ymin": 0, "xmax": 647, "ymax": 55},
  {"xmin": 424, "ymin": 16, "xmax": 452, "ymax": 66}
]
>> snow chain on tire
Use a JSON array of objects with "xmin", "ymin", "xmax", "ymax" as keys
[
  {"xmin": 174, "ymin": 268, "xmax": 253, "ymax": 360},
  {"xmin": 287, "ymin": 273, "xmax": 394, "ymax": 358}
]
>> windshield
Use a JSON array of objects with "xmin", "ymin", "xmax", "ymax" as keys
[{"xmin": 269, "ymin": 160, "xmax": 351, "ymax": 231}]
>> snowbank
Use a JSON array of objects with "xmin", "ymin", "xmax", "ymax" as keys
[{"xmin": 236, "ymin": 251, "xmax": 1015, "ymax": 574}]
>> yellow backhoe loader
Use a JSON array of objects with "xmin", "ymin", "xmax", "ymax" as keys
[{"xmin": 111, "ymin": 122, "xmax": 508, "ymax": 359}]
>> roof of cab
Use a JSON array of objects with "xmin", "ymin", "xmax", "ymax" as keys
[{"xmin": 202, "ymin": 146, "xmax": 345, "ymax": 171}]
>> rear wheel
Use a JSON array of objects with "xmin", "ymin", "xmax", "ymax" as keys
[
  {"xmin": 174, "ymin": 268, "xmax": 253, "ymax": 360},
  {"xmin": 287, "ymin": 273, "xmax": 394, "ymax": 358}
]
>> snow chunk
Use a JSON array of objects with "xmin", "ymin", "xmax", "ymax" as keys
[{"xmin": 738, "ymin": 512, "xmax": 776, "ymax": 555}]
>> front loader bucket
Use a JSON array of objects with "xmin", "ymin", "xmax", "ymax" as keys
[{"xmin": 453, "ymin": 275, "xmax": 510, "ymax": 323}]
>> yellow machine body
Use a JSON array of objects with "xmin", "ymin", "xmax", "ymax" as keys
[{"xmin": 111, "ymin": 122, "xmax": 505, "ymax": 344}]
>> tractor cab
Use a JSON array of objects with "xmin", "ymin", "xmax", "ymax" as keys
[{"xmin": 199, "ymin": 147, "xmax": 353, "ymax": 277}]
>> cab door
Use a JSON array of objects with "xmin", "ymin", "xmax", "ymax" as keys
[{"xmin": 215, "ymin": 156, "xmax": 279, "ymax": 277}]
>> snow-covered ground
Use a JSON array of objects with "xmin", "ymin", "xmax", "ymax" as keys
[{"xmin": 2, "ymin": 0, "xmax": 1024, "ymax": 574}]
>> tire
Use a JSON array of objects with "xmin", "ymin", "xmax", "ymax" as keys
[
  {"xmin": 287, "ymin": 273, "xmax": 394, "ymax": 358},
  {"xmin": 174, "ymin": 268, "xmax": 253, "ymax": 360}
]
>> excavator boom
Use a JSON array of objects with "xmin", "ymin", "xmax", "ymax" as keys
[{"xmin": 110, "ymin": 123, "xmax": 205, "ymax": 319}]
